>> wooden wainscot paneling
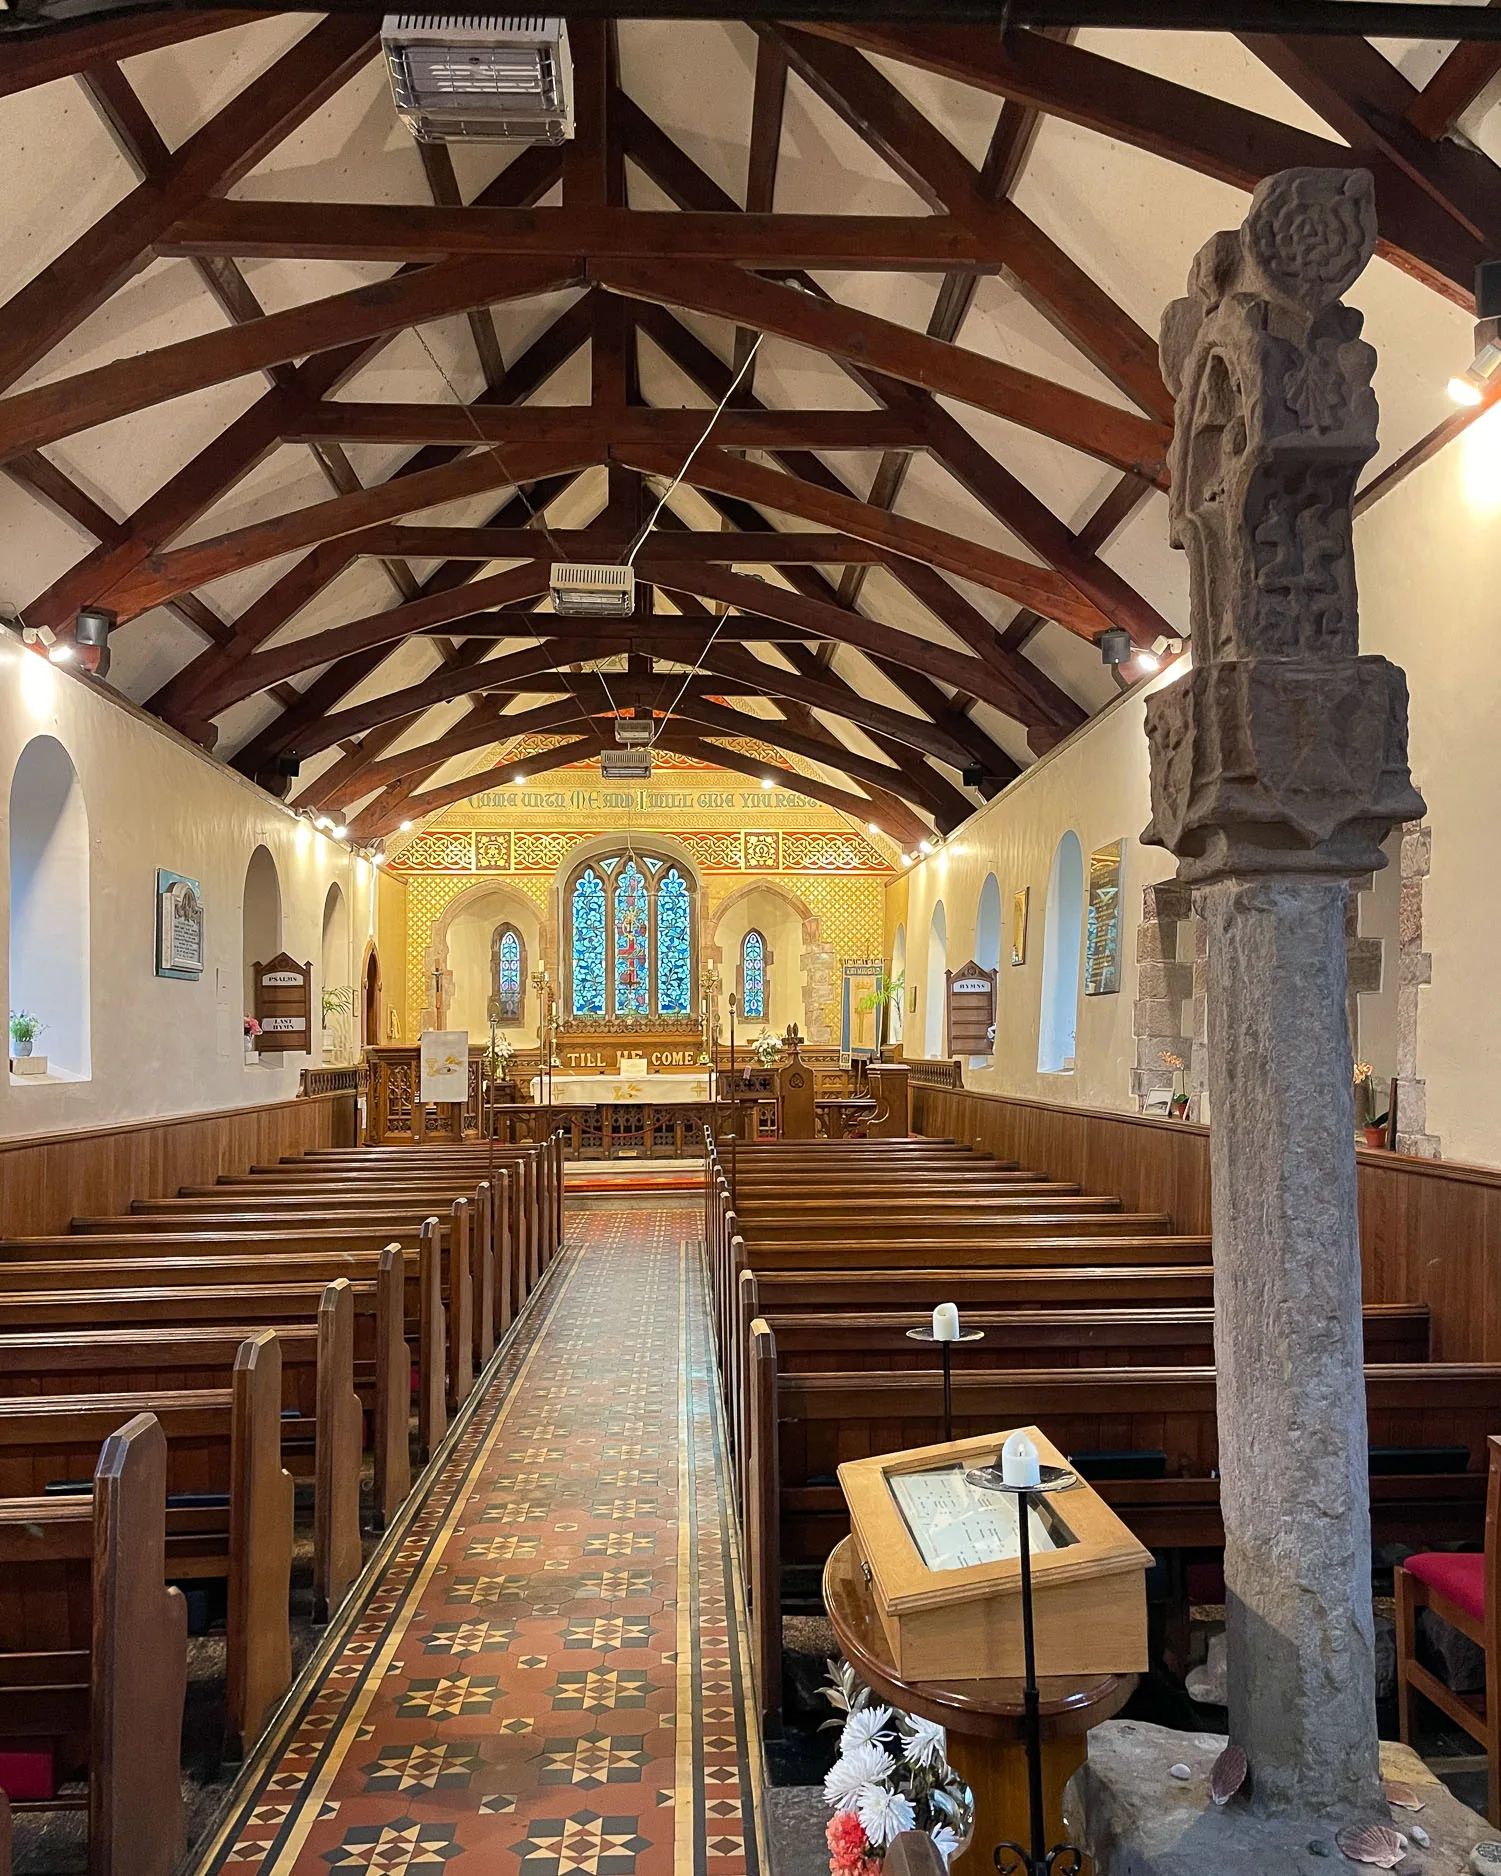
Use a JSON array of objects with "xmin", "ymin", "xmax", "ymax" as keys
[
  {"xmin": 912, "ymin": 1085, "xmax": 1501, "ymax": 1365},
  {"xmin": 0, "ymin": 1090, "xmax": 356, "ymax": 1237}
]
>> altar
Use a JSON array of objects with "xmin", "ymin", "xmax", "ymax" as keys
[{"xmin": 548, "ymin": 1071, "xmax": 713, "ymax": 1105}]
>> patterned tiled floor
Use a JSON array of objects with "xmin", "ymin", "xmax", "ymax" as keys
[{"xmin": 193, "ymin": 1203, "xmax": 766, "ymax": 1876}]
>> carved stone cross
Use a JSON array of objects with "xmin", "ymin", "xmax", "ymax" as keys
[{"xmin": 1144, "ymin": 169, "xmax": 1423, "ymax": 1825}]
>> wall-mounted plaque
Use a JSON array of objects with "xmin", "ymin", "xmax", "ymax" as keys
[
  {"xmin": 1084, "ymin": 840, "xmax": 1125, "ymax": 997},
  {"xmin": 253, "ymin": 952, "xmax": 312, "ymax": 1053},
  {"xmin": 945, "ymin": 958, "xmax": 996, "ymax": 1058},
  {"xmin": 1011, "ymin": 886, "xmax": 1029, "ymax": 966},
  {"xmin": 155, "ymin": 869, "xmax": 204, "ymax": 980}
]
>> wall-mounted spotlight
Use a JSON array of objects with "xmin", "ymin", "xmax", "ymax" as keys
[
  {"xmin": 73, "ymin": 606, "xmax": 114, "ymax": 678},
  {"xmin": 1135, "ymin": 647, "xmax": 1161, "ymax": 674},
  {"xmin": 331, "ymin": 824, "xmax": 349, "ymax": 840},
  {"xmin": 1449, "ymin": 261, "xmax": 1501, "ymax": 406},
  {"xmin": 1096, "ymin": 625, "xmax": 1132, "ymax": 666},
  {"xmin": 22, "ymin": 623, "xmax": 57, "ymax": 653}
]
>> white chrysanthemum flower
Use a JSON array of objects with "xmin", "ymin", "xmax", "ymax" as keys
[
  {"xmin": 824, "ymin": 1741, "xmax": 895, "ymax": 1811},
  {"xmin": 856, "ymin": 1783, "xmax": 916, "ymax": 1849},
  {"xmin": 841, "ymin": 1705, "xmax": 893, "ymax": 1754},
  {"xmin": 901, "ymin": 1715, "xmax": 946, "ymax": 1769},
  {"xmin": 929, "ymin": 1825, "xmax": 962, "ymax": 1866}
]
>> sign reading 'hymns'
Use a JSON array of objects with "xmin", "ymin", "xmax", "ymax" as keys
[{"xmin": 253, "ymin": 953, "xmax": 312, "ymax": 1054}]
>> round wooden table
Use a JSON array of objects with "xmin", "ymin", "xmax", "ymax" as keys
[{"xmin": 823, "ymin": 1537, "xmax": 1136, "ymax": 1870}]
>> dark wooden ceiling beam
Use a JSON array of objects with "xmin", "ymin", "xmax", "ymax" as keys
[
  {"xmin": 651, "ymin": 728, "xmax": 926, "ymax": 844},
  {"xmin": 216, "ymin": 523, "xmax": 886, "ymax": 564},
  {"xmin": 736, "ymin": 33, "xmax": 789, "ymax": 388},
  {"xmin": 0, "ymin": 12, "xmax": 258, "ymax": 100},
  {"xmin": 1406, "ymin": 11, "xmax": 1501, "ymax": 139},
  {"xmin": 0, "ymin": 16, "xmax": 379, "ymax": 393},
  {"xmin": 0, "ymin": 256, "xmax": 582, "ymax": 465},
  {"xmin": 284, "ymin": 405, "xmax": 930, "ymax": 449},
  {"xmin": 162, "ymin": 199, "xmax": 1094, "ymax": 269},
  {"xmin": 355, "ymin": 733, "xmax": 605, "ymax": 839},
  {"xmin": 801, "ymin": 21, "xmax": 1482, "ymax": 305},
  {"xmin": 332, "ymin": 698, "xmax": 595, "ymax": 803},
  {"xmin": 767, "ymin": 24, "xmax": 1169, "ymax": 420},
  {"xmin": 418, "ymin": 143, "xmax": 507, "ymax": 393},
  {"xmin": 598, "ymin": 258, "xmax": 1170, "ymax": 480}
]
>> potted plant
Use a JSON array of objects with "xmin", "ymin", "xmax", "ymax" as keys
[
  {"xmin": 856, "ymin": 971, "xmax": 906, "ymax": 1059},
  {"xmin": 8, "ymin": 1010, "xmax": 44, "ymax": 1059},
  {"xmin": 244, "ymin": 1014, "xmax": 262, "ymax": 1061},
  {"xmin": 1355, "ymin": 1061, "xmax": 1389, "ymax": 1148},
  {"xmin": 1159, "ymin": 1049, "xmax": 1190, "ymax": 1118},
  {"xmin": 821, "ymin": 1660, "xmax": 972, "ymax": 1871},
  {"xmin": 321, "ymin": 984, "xmax": 354, "ymax": 1062}
]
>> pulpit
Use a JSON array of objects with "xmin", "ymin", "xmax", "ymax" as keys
[
  {"xmin": 363, "ymin": 1044, "xmax": 486, "ymax": 1144},
  {"xmin": 776, "ymin": 1026, "xmax": 816, "ymax": 1139}
]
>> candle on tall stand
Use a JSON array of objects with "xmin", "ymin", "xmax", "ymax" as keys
[
  {"xmin": 906, "ymin": 1303, "xmax": 983, "ymax": 1443},
  {"xmin": 488, "ymin": 1013, "xmax": 499, "ymax": 1141},
  {"xmin": 432, "ymin": 961, "xmax": 444, "ymax": 1030},
  {"xmin": 728, "ymin": 991, "xmax": 738, "ymax": 1202},
  {"xmin": 530, "ymin": 968, "xmax": 547, "ymax": 1109}
]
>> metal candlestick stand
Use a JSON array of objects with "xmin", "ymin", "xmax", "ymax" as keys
[
  {"xmin": 727, "ymin": 992, "xmax": 737, "ymax": 1203},
  {"xmin": 904, "ymin": 1325, "xmax": 984, "ymax": 1443},
  {"xmin": 964, "ymin": 1462, "xmax": 1084, "ymax": 1876}
]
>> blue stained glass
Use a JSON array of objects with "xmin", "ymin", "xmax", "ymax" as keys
[
  {"xmin": 571, "ymin": 871, "xmax": 606, "ymax": 1015},
  {"xmin": 657, "ymin": 868, "xmax": 692, "ymax": 1014},
  {"xmin": 496, "ymin": 927, "xmax": 522, "ymax": 1020},
  {"xmin": 614, "ymin": 862, "xmax": 650, "ymax": 1016},
  {"xmin": 741, "ymin": 929, "xmax": 765, "ymax": 1021}
]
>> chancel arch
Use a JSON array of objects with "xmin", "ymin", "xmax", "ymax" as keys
[{"xmin": 9, "ymin": 734, "xmax": 90, "ymax": 1080}]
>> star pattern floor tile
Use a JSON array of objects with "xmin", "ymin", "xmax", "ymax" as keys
[{"xmin": 191, "ymin": 1204, "xmax": 765, "ymax": 1876}]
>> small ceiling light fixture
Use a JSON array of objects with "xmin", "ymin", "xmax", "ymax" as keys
[
  {"xmin": 901, "ymin": 852, "xmax": 914, "ymax": 866},
  {"xmin": 399, "ymin": 820, "xmax": 414, "ymax": 832},
  {"xmin": 919, "ymin": 837, "xmax": 935, "ymax": 855},
  {"xmin": 514, "ymin": 772, "xmax": 526, "ymax": 784},
  {"xmin": 866, "ymin": 822, "xmax": 881, "ymax": 836},
  {"xmin": 73, "ymin": 605, "xmax": 114, "ymax": 677},
  {"xmin": 47, "ymin": 642, "xmax": 75, "ymax": 664},
  {"xmin": 315, "ymin": 815, "xmax": 334, "ymax": 831},
  {"xmin": 1096, "ymin": 625, "xmax": 1132, "ymax": 666},
  {"xmin": 371, "ymin": 849, "xmax": 388, "ymax": 866},
  {"xmin": 21, "ymin": 623, "xmax": 56, "ymax": 652},
  {"xmin": 1135, "ymin": 648, "xmax": 1161, "ymax": 674},
  {"xmin": 1449, "ymin": 259, "xmax": 1501, "ymax": 406},
  {"xmin": 760, "ymin": 776, "xmax": 775, "ymax": 790},
  {"xmin": 331, "ymin": 824, "xmax": 349, "ymax": 840}
]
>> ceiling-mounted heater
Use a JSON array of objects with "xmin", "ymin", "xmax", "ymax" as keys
[
  {"xmin": 601, "ymin": 747, "xmax": 651, "ymax": 781},
  {"xmin": 614, "ymin": 719, "xmax": 653, "ymax": 745},
  {"xmin": 550, "ymin": 563, "xmax": 635, "ymax": 618},
  {"xmin": 382, "ymin": 15, "xmax": 574, "ymax": 144}
]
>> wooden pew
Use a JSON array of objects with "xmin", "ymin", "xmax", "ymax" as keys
[
  {"xmin": 0, "ymin": 1233, "xmax": 448, "ymax": 1461},
  {"xmin": 0, "ymin": 1333, "xmax": 294, "ymax": 1753},
  {"xmin": 0, "ymin": 1412, "xmax": 187, "ymax": 1876},
  {"xmin": 0, "ymin": 1262, "xmax": 409, "ymax": 1527},
  {"xmin": 0, "ymin": 1281, "xmax": 362, "ymax": 1619}
]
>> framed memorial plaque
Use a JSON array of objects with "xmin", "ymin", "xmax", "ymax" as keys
[
  {"xmin": 155, "ymin": 869, "xmax": 204, "ymax": 980},
  {"xmin": 253, "ymin": 953, "xmax": 312, "ymax": 1053}
]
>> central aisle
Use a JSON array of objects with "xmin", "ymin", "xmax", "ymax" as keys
[{"xmin": 197, "ymin": 1201, "xmax": 767, "ymax": 1876}]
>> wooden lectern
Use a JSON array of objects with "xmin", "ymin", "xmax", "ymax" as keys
[{"xmin": 775, "ymin": 1024, "xmax": 816, "ymax": 1139}]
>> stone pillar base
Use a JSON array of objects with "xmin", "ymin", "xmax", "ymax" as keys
[{"xmin": 1069, "ymin": 1722, "xmax": 1497, "ymax": 1876}]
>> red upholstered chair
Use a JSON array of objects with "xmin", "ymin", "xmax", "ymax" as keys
[{"xmin": 1395, "ymin": 1433, "xmax": 1501, "ymax": 1822}]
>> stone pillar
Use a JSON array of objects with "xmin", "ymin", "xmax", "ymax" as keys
[{"xmin": 1143, "ymin": 169, "xmax": 1425, "ymax": 1824}]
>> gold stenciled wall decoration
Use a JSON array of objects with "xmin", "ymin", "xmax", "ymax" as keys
[{"xmin": 390, "ymin": 762, "xmax": 891, "ymax": 1039}]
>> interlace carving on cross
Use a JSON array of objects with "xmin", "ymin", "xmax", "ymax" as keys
[{"xmin": 1142, "ymin": 167, "xmax": 1424, "ymax": 884}]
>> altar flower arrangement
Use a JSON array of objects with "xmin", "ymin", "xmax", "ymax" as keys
[
  {"xmin": 243, "ymin": 1015, "xmax": 261, "ymax": 1039},
  {"xmin": 821, "ymin": 1661, "xmax": 971, "ymax": 1871},
  {"xmin": 1159, "ymin": 1049, "xmax": 1189, "ymax": 1118},
  {"xmin": 750, "ymin": 1031, "xmax": 782, "ymax": 1069},
  {"xmin": 1354, "ymin": 1061, "xmax": 1389, "ymax": 1144}
]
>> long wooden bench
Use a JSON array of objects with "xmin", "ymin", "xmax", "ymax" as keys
[
  {"xmin": 742, "ymin": 1323, "xmax": 1501, "ymax": 1727},
  {"xmin": 0, "ymin": 1332, "xmax": 294, "ymax": 1753},
  {"xmin": 0, "ymin": 1411, "xmax": 187, "ymax": 1876},
  {"xmin": 0, "ymin": 1233, "xmax": 449, "ymax": 1458},
  {"xmin": 0, "ymin": 1265, "xmax": 409, "ymax": 1525},
  {"xmin": 0, "ymin": 1281, "xmax": 361, "ymax": 1618}
]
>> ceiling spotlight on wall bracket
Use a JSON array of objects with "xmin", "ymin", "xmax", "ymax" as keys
[
  {"xmin": 1096, "ymin": 625, "xmax": 1132, "ymax": 666},
  {"xmin": 1449, "ymin": 260, "xmax": 1501, "ymax": 405}
]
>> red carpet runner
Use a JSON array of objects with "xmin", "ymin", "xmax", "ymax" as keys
[{"xmin": 195, "ymin": 1202, "xmax": 766, "ymax": 1876}]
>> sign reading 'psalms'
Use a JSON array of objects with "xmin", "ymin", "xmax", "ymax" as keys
[
  {"xmin": 945, "ymin": 958, "xmax": 997, "ymax": 1058},
  {"xmin": 253, "ymin": 953, "xmax": 312, "ymax": 1053}
]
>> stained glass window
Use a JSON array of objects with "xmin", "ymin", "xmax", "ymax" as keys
[
  {"xmin": 656, "ymin": 868, "xmax": 692, "ymax": 1014},
  {"xmin": 571, "ymin": 870, "xmax": 606, "ymax": 1016},
  {"xmin": 614, "ymin": 862, "xmax": 650, "ymax": 1017},
  {"xmin": 492, "ymin": 925, "xmax": 523, "ymax": 1022},
  {"xmin": 741, "ymin": 929, "xmax": 766, "ymax": 1021}
]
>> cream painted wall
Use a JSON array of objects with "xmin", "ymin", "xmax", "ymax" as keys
[
  {"xmin": 0, "ymin": 644, "xmax": 381, "ymax": 1137},
  {"xmin": 888, "ymin": 675, "xmax": 1179, "ymax": 1112},
  {"xmin": 442, "ymin": 887, "xmax": 544, "ymax": 1047},
  {"xmin": 711, "ymin": 884, "xmax": 806, "ymax": 1040},
  {"xmin": 1352, "ymin": 412, "xmax": 1501, "ymax": 1167}
]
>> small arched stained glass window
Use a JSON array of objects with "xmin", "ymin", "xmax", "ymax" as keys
[
  {"xmin": 493, "ymin": 926, "xmax": 523, "ymax": 1022},
  {"xmin": 656, "ymin": 868, "xmax": 692, "ymax": 1014},
  {"xmin": 614, "ymin": 861, "xmax": 650, "ymax": 1017},
  {"xmin": 571, "ymin": 870, "xmax": 606, "ymax": 1016},
  {"xmin": 741, "ymin": 929, "xmax": 766, "ymax": 1022}
]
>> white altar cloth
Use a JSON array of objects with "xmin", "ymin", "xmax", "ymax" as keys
[{"xmin": 549, "ymin": 1072, "xmax": 713, "ymax": 1105}]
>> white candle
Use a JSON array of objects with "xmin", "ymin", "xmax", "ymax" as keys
[
  {"xmin": 1001, "ymin": 1430, "xmax": 1041, "ymax": 1488},
  {"xmin": 932, "ymin": 1302, "xmax": 961, "ymax": 1342}
]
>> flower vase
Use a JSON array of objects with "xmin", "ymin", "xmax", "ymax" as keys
[{"xmin": 11, "ymin": 1036, "xmax": 31, "ymax": 1058}]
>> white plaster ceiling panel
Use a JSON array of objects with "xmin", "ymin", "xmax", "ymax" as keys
[
  {"xmin": 967, "ymin": 697, "xmax": 1038, "ymax": 770},
  {"xmin": 863, "ymin": 49, "xmax": 1004, "ymax": 171},
  {"xmin": 169, "ymin": 441, "xmax": 335, "ymax": 551},
  {"xmin": 636, "ymin": 336, "xmax": 715, "ymax": 412},
  {"xmin": 745, "ymin": 335, "xmax": 878, "ymax": 412},
  {"xmin": 291, "ymin": 746, "xmax": 342, "ymax": 795},
  {"xmin": 13, "ymin": 254, "xmax": 230, "ymax": 394},
  {"xmin": 215, "ymin": 686, "xmax": 295, "ymax": 758},
  {"xmin": 955, "ymin": 269, "xmax": 1141, "ymax": 413},
  {"xmin": 446, "ymin": 140, "xmax": 531, "ymax": 207},
  {"xmin": 105, "ymin": 604, "xmax": 207, "ymax": 704},
  {"xmin": 807, "ymin": 268, "xmax": 945, "ymax": 337},
  {"xmin": 518, "ymin": 337, "xmax": 592, "ymax": 410},
  {"xmin": 486, "ymin": 290, "xmax": 591, "ymax": 386},
  {"xmin": 1347, "ymin": 265, "xmax": 1474, "ymax": 480},
  {"xmin": 850, "ymin": 563, "xmax": 989, "ymax": 656},
  {"xmin": 236, "ymin": 256, "xmax": 401, "ymax": 318},
  {"xmin": 1100, "ymin": 490, "xmax": 1189, "ymax": 631},
  {"xmin": 257, "ymin": 558, "xmax": 396, "ymax": 653},
  {"xmin": 801, "ymin": 450, "xmax": 879, "ymax": 504},
  {"xmin": 384, "ymin": 697, "xmax": 478, "ymax": 759},
  {"xmin": 331, "ymin": 319, "xmax": 484, "ymax": 408},
  {"xmin": 230, "ymin": 51, "xmax": 425, "ymax": 207},
  {"xmin": 828, "ymin": 640, "xmax": 939, "ymax": 714},
  {"xmin": 617, "ymin": 19, "xmax": 758, "ymax": 207},
  {"xmin": 332, "ymin": 633, "xmax": 444, "ymax": 713},
  {"xmin": 928, "ymin": 395, "xmax": 1122, "ymax": 532},
  {"xmin": 425, "ymin": 747, "xmax": 506, "ymax": 793},
  {"xmin": 1023, "ymin": 617, "xmax": 1119, "ymax": 714},
  {"xmin": 332, "ymin": 440, "xmax": 427, "ymax": 492},
  {"xmin": 121, "ymin": 14, "xmax": 319, "ymax": 153},
  {"xmin": 1455, "ymin": 74, "xmax": 1501, "ymax": 165},
  {"xmin": 808, "ymin": 710, "xmax": 889, "ymax": 769},
  {"xmin": 197, "ymin": 545, "xmax": 314, "ymax": 624},
  {"xmin": 777, "ymin": 70, "xmax": 932, "ymax": 216},
  {"xmin": 1077, "ymin": 28, "xmax": 1343, "ymax": 137},
  {"xmin": 891, "ymin": 448, "xmax": 1044, "ymax": 565},
  {"xmin": 0, "ymin": 471, "xmax": 95, "ymax": 614},
  {"xmin": 0, "ymin": 78, "xmax": 134, "ymax": 297}
]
